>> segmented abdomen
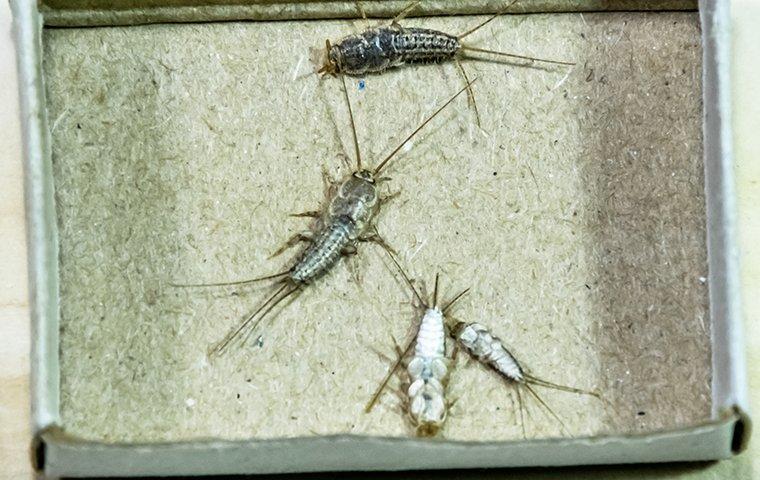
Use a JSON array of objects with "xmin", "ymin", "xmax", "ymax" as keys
[
  {"xmin": 289, "ymin": 215, "xmax": 355, "ymax": 283},
  {"xmin": 394, "ymin": 28, "xmax": 460, "ymax": 65},
  {"xmin": 452, "ymin": 322, "xmax": 524, "ymax": 382},
  {"xmin": 335, "ymin": 27, "xmax": 459, "ymax": 75},
  {"xmin": 407, "ymin": 308, "xmax": 448, "ymax": 436},
  {"xmin": 414, "ymin": 308, "xmax": 446, "ymax": 358}
]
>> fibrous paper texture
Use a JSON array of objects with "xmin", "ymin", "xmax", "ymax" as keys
[{"xmin": 44, "ymin": 11, "xmax": 709, "ymax": 443}]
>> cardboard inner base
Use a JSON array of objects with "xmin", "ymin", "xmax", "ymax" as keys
[{"xmin": 44, "ymin": 11, "xmax": 709, "ymax": 443}]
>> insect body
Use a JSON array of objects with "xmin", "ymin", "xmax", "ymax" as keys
[
  {"xmin": 322, "ymin": 27, "xmax": 460, "ymax": 76},
  {"xmin": 291, "ymin": 170, "xmax": 379, "ymax": 283},
  {"xmin": 319, "ymin": 3, "xmax": 572, "ymax": 127},
  {"xmin": 319, "ymin": 1, "xmax": 573, "ymax": 77},
  {"xmin": 407, "ymin": 302, "xmax": 449, "ymax": 436},
  {"xmin": 365, "ymin": 250, "xmax": 469, "ymax": 437},
  {"xmin": 451, "ymin": 322, "xmax": 525, "ymax": 382},
  {"xmin": 449, "ymin": 320, "xmax": 602, "ymax": 437},
  {"xmin": 174, "ymin": 78, "xmax": 472, "ymax": 357}
]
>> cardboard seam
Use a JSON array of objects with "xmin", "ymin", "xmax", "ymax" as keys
[{"xmin": 38, "ymin": 1, "xmax": 699, "ymax": 27}]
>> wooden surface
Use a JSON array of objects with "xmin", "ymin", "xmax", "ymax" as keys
[
  {"xmin": 0, "ymin": 2, "xmax": 32, "ymax": 478},
  {"xmin": 0, "ymin": 2, "xmax": 757, "ymax": 479}
]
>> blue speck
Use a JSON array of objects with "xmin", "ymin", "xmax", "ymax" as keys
[{"xmin": 358, "ymin": 79, "xmax": 366, "ymax": 91}]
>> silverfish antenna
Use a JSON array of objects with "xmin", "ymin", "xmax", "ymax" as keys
[
  {"xmin": 373, "ymin": 79, "xmax": 476, "ymax": 175},
  {"xmin": 341, "ymin": 74, "xmax": 363, "ymax": 171}
]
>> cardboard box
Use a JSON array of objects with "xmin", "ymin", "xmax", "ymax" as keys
[{"xmin": 12, "ymin": 0, "xmax": 750, "ymax": 476}]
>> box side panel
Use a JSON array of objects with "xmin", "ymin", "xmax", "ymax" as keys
[
  {"xmin": 10, "ymin": 0, "xmax": 60, "ymax": 431},
  {"xmin": 43, "ymin": 420, "xmax": 737, "ymax": 477},
  {"xmin": 699, "ymin": 0, "xmax": 751, "ymax": 450},
  {"xmin": 39, "ymin": 0, "xmax": 698, "ymax": 26}
]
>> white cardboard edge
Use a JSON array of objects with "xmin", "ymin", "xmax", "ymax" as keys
[
  {"xmin": 10, "ymin": 0, "xmax": 60, "ymax": 433},
  {"xmin": 699, "ymin": 0, "xmax": 751, "ymax": 440},
  {"xmin": 15, "ymin": 0, "xmax": 750, "ymax": 475},
  {"xmin": 40, "ymin": 417, "xmax": 736, "ymax": 477}
]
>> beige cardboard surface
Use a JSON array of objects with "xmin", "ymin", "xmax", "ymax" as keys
[{"xmin": 43, "ymin": 11, "xmax": 709, "ymax": 443}]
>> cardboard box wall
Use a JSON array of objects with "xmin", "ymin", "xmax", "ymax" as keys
[{"xmin": 11, "ymin": 0, "xmax": 751, "ymax": 476}]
